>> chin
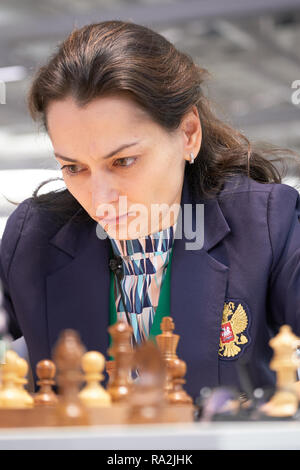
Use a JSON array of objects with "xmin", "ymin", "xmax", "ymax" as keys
[{"xmin": 102, "ymin": 220, "xmax": 152, "ymax": 240}]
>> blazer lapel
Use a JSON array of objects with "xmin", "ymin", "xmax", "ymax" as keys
[
  {"xmin": 46, "ymin": 214, "xmax": 111, "ymax": 357},
  {"xmin": 171, "ymin": 178, "xmax": 231, "ymax": 397}
]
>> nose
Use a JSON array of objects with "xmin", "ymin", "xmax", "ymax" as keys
[{"xmin": 90, "ymin": 173, "xmax": 119, "ymax": 217}]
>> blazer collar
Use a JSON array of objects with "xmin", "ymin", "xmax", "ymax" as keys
[{"xmin": 48, "ymin": 207, "xmax": 86, "ymax": 258}]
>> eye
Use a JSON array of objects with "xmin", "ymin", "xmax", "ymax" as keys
[
  {"xmin": 60, "ymin": 164, "xmax": 84, "ymax": 176},
  {"xmin": 113, "ymin": 157, "xmax": 137, "ymax": 168},
  {"xmin": 59, "ymin": 156, "xmax": 137, "ymax": 176}
]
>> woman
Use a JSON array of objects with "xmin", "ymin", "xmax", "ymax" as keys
[{"xmin": 1, "ymin": 20, "xmax": 300, "ymax": 400}]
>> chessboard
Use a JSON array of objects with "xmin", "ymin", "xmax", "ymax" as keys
[
  {"xmin": 0, "ymin": 316, "xmax": 300, "ymax": 430},
  {"xmin": 0, "ymin": 317, "xmax": 195, "ymax": 428}
]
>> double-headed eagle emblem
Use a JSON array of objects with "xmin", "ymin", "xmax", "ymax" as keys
[{"xmin": 219, "ymin": 301, "xmax": 250, "ymax": 359}]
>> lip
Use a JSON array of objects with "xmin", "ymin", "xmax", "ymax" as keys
[{"xmin": 96, "ymin": 212, "xmax": 134, "ymax": 225}]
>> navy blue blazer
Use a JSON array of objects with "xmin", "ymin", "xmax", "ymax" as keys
[{"xmin": 1, "ymin": 173, "xmax": 300, "ymax": 399}]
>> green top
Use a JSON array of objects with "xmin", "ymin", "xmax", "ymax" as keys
[{"xmin": 109, "ymin": 246, "xmax": 173, "ymax": 344}]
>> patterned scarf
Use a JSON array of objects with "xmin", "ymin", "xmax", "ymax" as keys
[{"xmin": 108, "ymin": 223, "xmax": 177, "ymax": 344}]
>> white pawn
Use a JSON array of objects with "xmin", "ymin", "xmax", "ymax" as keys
[
  {"xmin": 79, "ymin": 351, "xmax": 111, "ymax": 407},
  {"xmin": 15, "ymin": 356, "xmax": 34, "ymax": 408},
  {"xmin": 0, "ymin": 350, "xmax": 28, "ymax": 408}
]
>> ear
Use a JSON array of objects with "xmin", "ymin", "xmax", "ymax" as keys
[{"xmin": 180, "ymin": 106, "xmax": 202, "ymax": 163}]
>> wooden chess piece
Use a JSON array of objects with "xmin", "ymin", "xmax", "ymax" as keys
[
  {"xmin": 261, "ymin": 325, "xmax": 300, "ymax": 418},
  {"xmin": 127, "ymin": 341, "xmax": 166, "ymax": 424},
  {"xmin": 34, "ymin": 360, "xmax": 58, "ymax": 407},
  {"xmin": 0, "ymin": 350, "xmax": 28, "ymax": 408},
  {"xmin": 52, "ymin": 329, "xmax": 89, "ymax": 425},
  {"xmin": 15, "ymin": 356, "xmax": 34, "ymax": 408},
  {"xmin": 107, "ymin": 321, "xmax": 134, "ymax": 403},
  {"xmin": 106, "ymin": 360, "xmax": 115, "ymax": 386},
  {"xmin": 79, "ymin": 351, "xmax": 111, "ymax": 407},
  {"xmin": 156, "ymin": 317, "xmax": 193, "ymax": 405}
]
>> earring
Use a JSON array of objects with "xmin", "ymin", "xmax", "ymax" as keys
[{"xmin": 189, "ymin": 152, "xmax": 195, "ymax": 164}]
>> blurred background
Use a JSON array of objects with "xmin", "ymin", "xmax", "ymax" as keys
[{"xmin": 0, "ymin": 0, "xmax": 300, "ymax": 238}]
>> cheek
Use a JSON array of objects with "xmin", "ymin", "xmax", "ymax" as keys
[
  {"xmin": 128, "ymin": 168, "xmax": 174, "ymax": 207},
  {"xmin": 64, "ymin": 177, "xmax": 90, "ymax": 208}
]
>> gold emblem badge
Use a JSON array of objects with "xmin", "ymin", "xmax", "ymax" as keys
[{"xmin": 219, "ymin": 300, "xmax": 250, "ymax": 359}]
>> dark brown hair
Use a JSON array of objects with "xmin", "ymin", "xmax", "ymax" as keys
[{"xmin": 26, "ymin": 20, "xmax": 299, "ymax": 224}]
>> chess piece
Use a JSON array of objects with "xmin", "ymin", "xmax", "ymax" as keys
[
  {"xmin": 106, "ymin": 359, "xmax": 115, "ymax": 386},
  {"xmin": 156, "ymin": 317, "xmax": 193, "ymax": 405},
  {"xmin": 107, "ymin": 321, "xmax": 134, "ymax": 403},
  {"xmin": 34, "ymin": 360, "xmax": 58, "ymax": 407},
  {"xmin": 52, "ymin": 329, "xmax": 89, "ymax": 425},
  {"xmin": 79, "ymin": 351, "xmax": 111, "ymax": 407},
  {"xmin": 261, "ymin": 325, "xmax": 300, "ymax": 418},
  {"xmin": 128, "ymin": 341, "xmax": 166, "ymax": 424},
  {"xmin": 15, "ymin": 356, "xmax": 34, "ymax": 408},
  {"xmin": 0, "ymin": 350, "xmax": 28, "ymax": 408}
]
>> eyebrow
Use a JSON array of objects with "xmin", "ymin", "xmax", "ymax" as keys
[{"xmin": 54, "ymin": 141, "xmax": 140, "ymax": 163}]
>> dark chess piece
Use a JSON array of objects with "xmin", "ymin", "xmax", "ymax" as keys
[
  {"xmin": 127, "ymin": 341, "xmax": 166, "ymax": 424},
  {"xmin": 52, "ymin": 329, "xmax": 89, "ymax": 425},
  {"xmin": 156, "ymin": 317, "xmax": 193, "ymax": 405},
  {"xmin": 105, "ymin": 359, "xmax": 115, "ymax": 386},
  {"xmin": 107, "ymin": 321, "xmax": 134, "ymax": 403},
  {"xmin": 34, "ymin": 360, "xmax": 58, "ymax": 407}
]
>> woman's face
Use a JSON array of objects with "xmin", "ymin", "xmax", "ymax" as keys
[{"xmin": 46, "ymin": 94, "xmax": 201, "ymax": 239}]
